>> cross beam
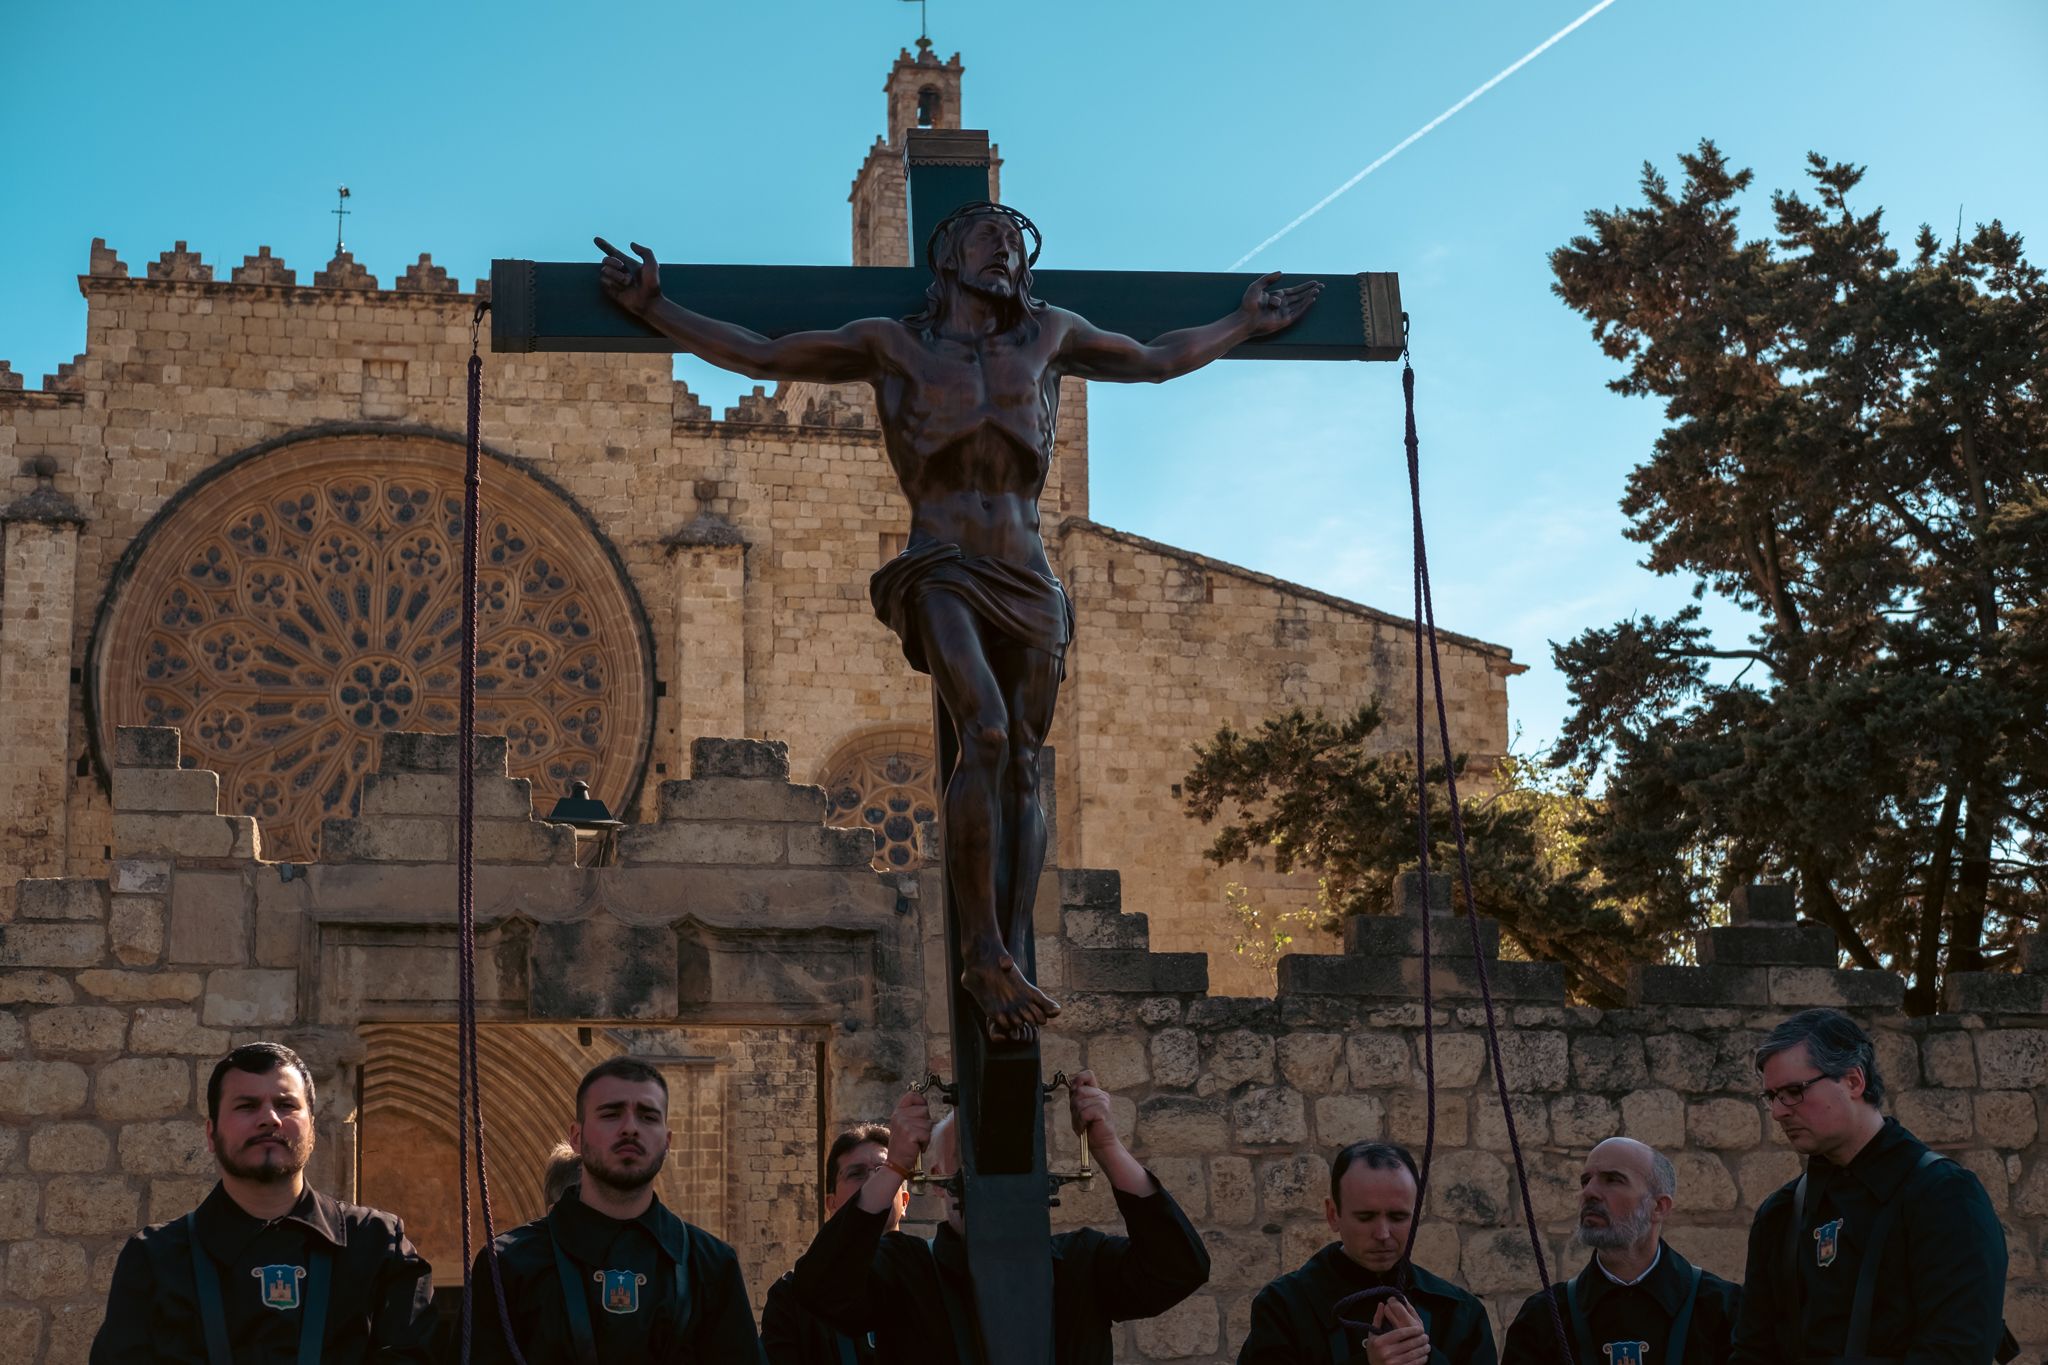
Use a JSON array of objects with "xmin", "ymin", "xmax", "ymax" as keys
[
  {"xmin": 492, "ymin": 134, "xmax": 1402, "ymax": 362},
  {"xmin": 488, "ymin": 128, "xmax": 1403, "ymax": 1365}
]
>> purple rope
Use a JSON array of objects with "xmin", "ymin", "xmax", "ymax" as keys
[
  {"xmin": 1400, "ymin": 342, "xmax": 1573, "ymax": 1361},
  {"xmin": 461, "ymin": 304, "xmax": 527, "ymax": 1365}
]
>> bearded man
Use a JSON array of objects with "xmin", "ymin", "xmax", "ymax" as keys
[
  {"xmin": 90, "ymin": 1042, "xmax": 438, "ymax": 1364},
  {"xmin": 470, "ymin": 1058, "xmax": 767, "ymax": 1365},
  {"xmin": 597, "ymin": 209, "xmax": 1318, "ymax": 1042},
  {"xmin": 1502, "ymin": 1137, "xmax": 1740, "ymax": 1365}
]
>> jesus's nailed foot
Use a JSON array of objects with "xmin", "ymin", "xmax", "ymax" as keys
[{"xmin": 961, "ymin": 951, "xmax": 1060, "ymax": 1043}]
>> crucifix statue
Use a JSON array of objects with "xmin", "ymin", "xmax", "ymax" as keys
[
  {"xmin": 493, "ymin": 127, "xmax": 1401, "ymax": 1365},
  {"xmin": 596, "ymin": 209, "xmax": 1319, "ymax": 1041}
]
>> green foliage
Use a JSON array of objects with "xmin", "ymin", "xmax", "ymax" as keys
[
  {"xmin": 1550, "ymin": 142, "xmax": 2047, "ymax": 1011},
  {"xmin": 1181, "ymin": 705, "xmax": 1683, "ymax": 1006}
]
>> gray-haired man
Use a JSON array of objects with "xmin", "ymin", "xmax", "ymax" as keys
[
  {"xmin": 1730, "ymin": 1008, "xmax": 2014, "ymax": 1364},
  {"xmin": 1502, "ymin": 1137, "xmax": 1739, "ymax": 1365}
]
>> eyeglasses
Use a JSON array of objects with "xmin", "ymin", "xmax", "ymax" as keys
[
  {"xmin": 836, "ymin": 1163, "xmax": 880, "ymax": 1187},
  {"xmin": 1759, "ymin": 1072, "xmax": 1840, "ymax": 1109}
]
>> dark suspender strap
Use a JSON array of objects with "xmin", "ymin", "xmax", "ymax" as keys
[
  {"xmin": 550, "ymin": 1229, "xmax": 600, "ymax": 1365},
  {"xmin": 668, "ymin": 1253, "xmax": 693, "ymax": 1351},
  {"xmin": 1842, "ymin": 1151, "xmax": 1947, "ymax": 1358},
  {"xmin": 836, "ymin": 1330, "xmax": 860, "ymax": 1365},
  {"xmin": 186, "ymin": 1213, "xmax": 235, "ymax": 1365},
  {"xmin": 1783, "ymin": 1169, "xmax": 1809, "ymax": 1336},
  {"xmin": 297, "ymin": 1244, "xmax": 333, "ymax": 1365},
  {"xmin": 1327, "ymin": 1323, "xmax": 1351, "ymax": 1363},
  {"xmin": 1663, "ymin": 1265, "xmax": 1701, "ymax": 1365},
  {"xmin": 1564, "ymin": 1279, "xmax": 1593, "ymax": 1365}
]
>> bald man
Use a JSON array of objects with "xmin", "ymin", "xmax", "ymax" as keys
[{"xmin": 1501, "ymin": 1138, "xmax": 1740, "ymax": 1365}]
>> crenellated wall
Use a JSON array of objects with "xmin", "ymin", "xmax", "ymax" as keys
[
  {"xmin": 2, "ymin": 729, "xmax": 2042, "ymax": 1364},
  {"xmin": 0, "ymin": 231, "xmax": 1506, "ymax": 990}
]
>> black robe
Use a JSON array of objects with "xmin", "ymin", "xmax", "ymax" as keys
[
  {"xmin": 90, "ymin": 1182, "xmax": 436, "ymax": 1365},
  {"xmin": 1237, "ymin": 1244, "xmax": 1497, "ymax": 1365},
  {"xmin": 761, "ymin": 1270, "xmax": 875, "ymax": 1365},
  {"xmin": 791, "ymin": 1177, "xmax": 1209, "ymax": 1365},
  {"xmin": 1501, "ymin": 1243, "xmax": 1740, "ymax": 1365},
  {"xmin": 466, "ymin": 1187, "xmax": 765, "ymax": 1365},
  {"xmin": 1728, "ymin": 1118, "xmax": 2009, "ymax": 1365}
]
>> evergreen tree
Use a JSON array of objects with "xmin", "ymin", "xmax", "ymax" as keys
[
  {"xmin": 1180, "ymin": 705, "xmax": 1672, "ymax": 1006},
  {"xmin": 1549, "ymin": 143, "xmax": 2046, "ymax": 1011}
]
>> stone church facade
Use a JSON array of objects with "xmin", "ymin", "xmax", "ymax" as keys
[{"xmin": 0, "ymin": 41, "xmax": 1518, "ymax": 999}]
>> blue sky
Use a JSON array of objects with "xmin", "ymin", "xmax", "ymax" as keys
[{"xmin": 4, "ymin": 0, "xmax": 2045, "ymax": 758}]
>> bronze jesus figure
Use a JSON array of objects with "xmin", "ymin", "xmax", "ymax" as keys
[{"xmin": 597, "ymin": 206, "xmax": 1319, "ymax": 1040}]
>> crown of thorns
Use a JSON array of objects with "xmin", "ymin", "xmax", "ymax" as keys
[{"xmin": 923, "ymin": 201, "xmax": 1043, "ymax": 272}]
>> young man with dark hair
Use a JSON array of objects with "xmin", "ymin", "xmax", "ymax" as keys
[
  {"xmin": 1502, "ymin": 1136, "xmax": 1740, "ymax": 1364},
  {"xmin": 760, "ymin": 1123, "xmax": 908, "ymax": 1365},
  {"xmin": 791, "ymin": 1070, "xmax": 1209, "ymax": 1364},
  {"xmin": 1239, "ymin": 1140, "xmax": 1495, "ymax": 1365},
  {"xmin": 469, "ymin": 1057, "xmax": 767, "ymax": 1365},
  {"xmin": 90, "ymin": 1042, "xmax": 438, "ymax": 1365},
  {"xmin": 1731, "ymin": 1007, "xmax": 2015, "ymax": 1364}
]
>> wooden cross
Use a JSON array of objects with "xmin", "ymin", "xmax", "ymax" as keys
[{"xmin": 491, "ymin": 128, "xmax": 1403, "ymax": 1365}]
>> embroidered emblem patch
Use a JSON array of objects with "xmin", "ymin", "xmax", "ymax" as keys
[
  {"xmin": 594, "ymin": 1268, "xmax": 647, "ymax": 1315},
  {"xmin": 253, "ymin": 1264, "xmax": 306, "ymax": 1311},
  {"xmin": 1814, "ymin": 1218, "xmax": 1844, "ymax": 1268},
  {"xmin": 1602, "ymin": 1342, "xmax": 1649, "ymax": 1365}
]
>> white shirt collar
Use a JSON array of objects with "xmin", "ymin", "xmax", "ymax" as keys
[{"xmin": 1595, "ymin": 1242, "xmax": 1661, "ymax": 1287}]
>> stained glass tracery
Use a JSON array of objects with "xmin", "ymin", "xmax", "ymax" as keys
[{"xmin": 94, "ymin": 437, "xmax": 653, "ymax": 862}]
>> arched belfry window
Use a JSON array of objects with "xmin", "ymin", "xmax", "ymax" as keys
[
  {"xmin": 818, "ymin": 727, "xmax": 937, "ymax": 872},
  {"xmin": 917, "ymin": 86, "xmax": 942, "ymax": 127}
]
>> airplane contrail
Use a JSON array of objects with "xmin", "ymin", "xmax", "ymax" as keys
[{"xmin": 1229, "ymin": 0, "xmax": 1622, "ymax": 270}]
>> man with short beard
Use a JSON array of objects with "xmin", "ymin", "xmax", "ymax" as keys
[
  {"xmin": 90, "ymin": 1041, "xmax": 438, "ymax": 1365},
  {"xmin": 469, "ymin": 1057, "xmax": 766, "ymax": 1365},
  {"xmin": 1501, "ymin": 1137, "xmax": 1739, "ymax": 1365}
]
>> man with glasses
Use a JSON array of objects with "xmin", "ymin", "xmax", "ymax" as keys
[
  {"xmin": 761, "ymin": 1124, "xmax": 907, "ymax": 1365},
  {"xmin": 1501, "ymin": 1136, "xmax": 1739, "ymax": 1364},
  {"xmin": 1730, "ymin": 1008, "xmax": 2015, "ymax": 1364}
]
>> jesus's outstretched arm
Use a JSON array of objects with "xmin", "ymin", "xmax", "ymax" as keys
[
  {"xmin": 1055, "ymin": 271, "xmax": 1321, "ymax": 383},
  {"xmin": 596, "ymin": 237, "xmax": 889, "ymax": 384}
]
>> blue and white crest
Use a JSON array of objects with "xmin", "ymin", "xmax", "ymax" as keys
[
  {"xmin": 1602, "ymin": 1344, "xmax": 1649, "ymax": 1365},
  {"xmin": 1814, "ymin": 1218, "xmax": 1844, "ymax": 1268},
  {"xmin": 253, "ymin": 1264, "xmax": 305, "ymax": 1311},
  {"xmin": 595, "ymin": 1268, "xmax": 647, "ymax": 1315}
]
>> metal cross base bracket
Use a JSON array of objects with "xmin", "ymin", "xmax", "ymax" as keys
[{"xmin": 907, "ymin": 1072, "xmax": 1095, "ymax": 1207}]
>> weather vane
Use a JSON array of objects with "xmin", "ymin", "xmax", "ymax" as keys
[
  {"xmin": 333, "ymin": 186, "xmax": 351, "ymax": 256},
  {"xmin": 898, "ymin": 0, "xmax": 927, "ymax": 43}
]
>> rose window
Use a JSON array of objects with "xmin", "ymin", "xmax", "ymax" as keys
[
  {"xmin": 91, "ymin": 435, "xmax": 654, "ymax": 862},
  {"xmin": 821, "ymin": 744, "xmax": 938, "ymax": 872}
]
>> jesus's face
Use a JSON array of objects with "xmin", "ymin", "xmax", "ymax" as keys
[{"xmin": 952, "ymin": 214, "xmax": 1024, "ymax": 301}]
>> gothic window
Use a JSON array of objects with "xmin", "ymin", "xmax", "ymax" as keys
[
  {"xmin": 90, "ymin": 434, "xmax": 655, "ymax": 861},
  {"xmin": 819, "ymin": 732, "xmax": 937, "ymax": 872}
]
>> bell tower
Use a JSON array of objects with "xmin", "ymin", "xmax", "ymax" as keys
[{"xmin": 848, "ymin": 37, "xmax": 998, "ymax": 267}]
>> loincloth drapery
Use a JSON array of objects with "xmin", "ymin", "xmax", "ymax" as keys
[{"xmin": 869, "ymin": 539, "xmax": 1074, "ymax": 678}]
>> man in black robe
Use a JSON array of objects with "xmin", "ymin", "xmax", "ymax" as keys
[
  {"xmin": 1502, "ymin": 1137, "xmax": 1740, "ymax": 1364},
  {"xmin": 91, "ymin": 1042, "xmax": 438, "ymax": 1365},
  {"xmin": 790, "ymin": 1071, "xmax": 1209, "ymax": 1364},
  {"xmin": 1730, "ymin": 1009, "xmax": 2014, "ymax": 1364},
  {"xmin": 1239, "ymin": 1140, "xmax": 1495, "ymax": 1365},
  {"xmin": 468, "ymin": 1058, "xmax": 766, "ymax": 1365},
  {"xmin": 761, "ymin": 1123, "xmax": 908, "ymax": 1365}
]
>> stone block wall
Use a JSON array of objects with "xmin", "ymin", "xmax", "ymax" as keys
[{"xmin": 3, "ymin": 731, "xmax": 2045, "ymax": 1363}]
